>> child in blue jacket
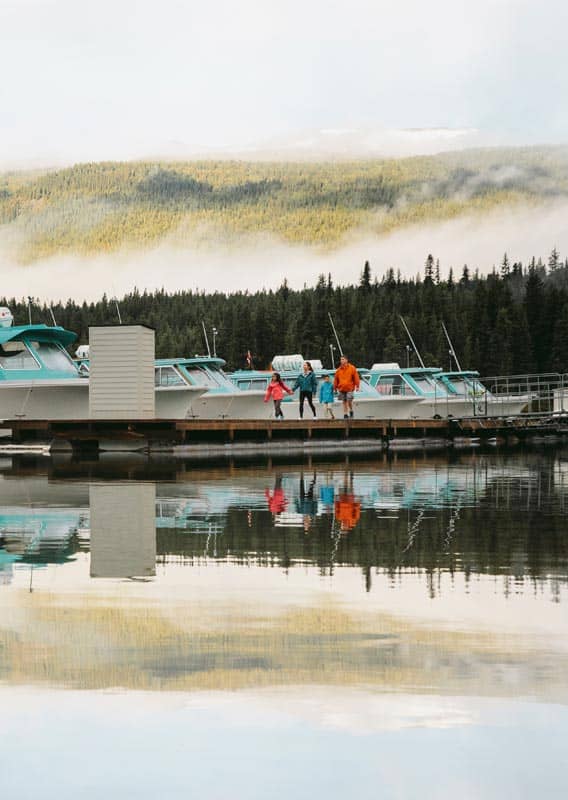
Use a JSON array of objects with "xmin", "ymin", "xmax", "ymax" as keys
[{"xmin": 319, "ymin": 374, "xmax": 335, "ymax": 419}]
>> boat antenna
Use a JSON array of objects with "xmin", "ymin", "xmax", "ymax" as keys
[
  {"xmin": 201, "ymin": 321, "xmax": 211, "ymax": 357},
  {"xmin": 442, "ymin": 321, "xmax": 463, "ymax": 372},
  {"xmin": 399, "ymin": 316, "xmax": 425, "ymax": 368},
  {"xmin": 114, "ymin": 298, "xmax": 122, "ymax": 325},
  {"xmin": 27, "ymin": 296, "xmax": 33, "ymax": 325},
  {"xmin": 328, "ymin": 312, "xmax": 344, "ymax": 357},
  {"xmin": 48, "ymin": 305, "xmax": 57, "ymax": 326}
]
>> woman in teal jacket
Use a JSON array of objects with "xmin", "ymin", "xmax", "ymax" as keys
[{"xmin": 293, "ymin": 362, "xmax": 318, "ymax": 418}]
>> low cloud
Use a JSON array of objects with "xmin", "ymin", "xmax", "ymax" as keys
[{"xmin": 2, "ymin": 201, "xmax": 568, "ymax": 303}]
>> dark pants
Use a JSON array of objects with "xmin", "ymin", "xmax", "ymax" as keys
[
  {"xmin": 273, "ymin": 399, "xmax": 284, "ymax": 418},
  {"xmin": 299, "ymin": 391, "xmax": 316, "ymax": 418}
]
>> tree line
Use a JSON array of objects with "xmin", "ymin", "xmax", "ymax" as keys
[{"xmin": 4, "ymin": 250, "xmax": 568, "ymax": 377}]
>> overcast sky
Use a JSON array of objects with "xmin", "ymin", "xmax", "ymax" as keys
[{"xmin": 1, "ymin": 0, "xmax": 567, "ymax": 166}]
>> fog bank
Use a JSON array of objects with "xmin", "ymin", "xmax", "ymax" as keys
[{"xmin": 2, "ymin": 202, "xmax": 568, "ymax": 303}]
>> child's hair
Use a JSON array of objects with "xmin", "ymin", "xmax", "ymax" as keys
[
  {"xmin": 272, "ymin": 372, "xmax": 283, "ymax": 384},
  {"xmin": 323, "ymin": 373, "xmax": 330, "ymax": 379}
]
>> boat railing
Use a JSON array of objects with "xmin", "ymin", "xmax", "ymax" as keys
[{"xmin": 480, "ymin": 372, "xmax": 568, "ymax": 416}]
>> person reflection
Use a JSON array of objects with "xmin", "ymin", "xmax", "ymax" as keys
[
  {"xmin": 296, "ymin": 471, "xmax": 318, "ymax": 533},
  {"xmin": 265, "ymin": 474, "xmax": 288, "ymax": 516},
  {"xmin": 334, "ymin": 472, "xmax": 361, "ymax": 533}
]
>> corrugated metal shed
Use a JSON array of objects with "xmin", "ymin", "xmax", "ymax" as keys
[{"xmin": 88, "ymin": 325, "xmax": 155, "ymax": 419}]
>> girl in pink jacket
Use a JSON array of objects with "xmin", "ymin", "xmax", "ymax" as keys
[{"xmin": 264, "ymin": 372, "xmax": 293, "ymax": 419}]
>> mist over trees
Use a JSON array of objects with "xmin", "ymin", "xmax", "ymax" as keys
[
  {"xmin": 2, "ymin": 146, "xmax": 568, "ymax": 262},
  {"xmin": 5, "ymin": 250, "xmax": 568, "ymax": 376}
]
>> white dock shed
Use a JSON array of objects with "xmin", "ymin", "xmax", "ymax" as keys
[{"xmin": 88, "ymin": 325, "xmax": 155, "ymax": 419}]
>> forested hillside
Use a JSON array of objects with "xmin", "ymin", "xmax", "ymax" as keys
[
  {"xmin": 5, "ymin": 253, "xmax": 568, "ymax": 376},
  {"xmin": 1, "ymin": 147, "xmax": 568, "ymax": 262}
]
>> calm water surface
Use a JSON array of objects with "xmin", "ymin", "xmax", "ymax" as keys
[{"xmin": 1, "ymin": 449, "xmax": 567, "ymax": 799}]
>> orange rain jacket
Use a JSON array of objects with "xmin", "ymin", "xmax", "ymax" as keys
[{"xmin": 333, "ymin": 362, "xmax": 360, "ymax": 393}]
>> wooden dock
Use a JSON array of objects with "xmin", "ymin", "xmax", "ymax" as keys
[{"xmin": 1, "ymin": 416, "xmax": 566, "ymax": 454}]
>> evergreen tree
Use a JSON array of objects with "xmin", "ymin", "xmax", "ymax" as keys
[
  {"xmin": 548, "ymin": 247, "xmax": 560, "ymax": 272},
  {"xmin": 360, "ymin": 260, "xmax": 372, "ymax": 290}
]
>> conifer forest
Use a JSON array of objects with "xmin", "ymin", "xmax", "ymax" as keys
[{"xmin": 5, "ymin": 252, "xmax": 568, "ymax": 377}]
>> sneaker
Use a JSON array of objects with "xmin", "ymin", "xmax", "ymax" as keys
[{"xmin": 349, "ymin": 411, "xmax": 354, "ymax": 418}]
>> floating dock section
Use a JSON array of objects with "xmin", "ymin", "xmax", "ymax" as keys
[{"xmin": 1, "ymin": 416, "xmax": 567, "ymax": 455}]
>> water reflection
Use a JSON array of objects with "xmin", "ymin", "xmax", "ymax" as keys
[
  {"xmin": 0, "ymin": 451, "xmax": 567, "ymax": 590},
  {"xmin": 1, "ymin": 450, "xmax": 568, "ymax": 797},
  {"xmin": 0, "ymin": 452, "xmax": 566, "ymax": 692}
]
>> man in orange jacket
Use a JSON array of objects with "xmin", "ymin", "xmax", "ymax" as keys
[{"xmin": 333, "ymin": 355, "xmax": 360, "ymax": 419}]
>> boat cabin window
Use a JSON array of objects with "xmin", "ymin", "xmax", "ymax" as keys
[
  {"xmin": 431, "ymin": 378, "xmax": 450, "ymax": 397},
  {"xmin": 408, "ymin": 374, "xmax": 439, "ymax": 394},
  {"xmin": 250, "ymin": 378, "xmax": 268, "ymax": 390},
  {"xmin": 376, "ymin": 375, "xmax": 415, "ymax": 396},
  {"xmin": 28, "ymin": 341, "xmax": 77, "ymax": 374},
  {"xmin": 0, "ymin": 341, "xmax": 40, "ymax": 370},
  {"xmin": 184, "ymin": 366, "xmax": 222, "ymax": 389},
  {"xmin": 204, "ymin": 364, "xmax": 238, "ymax": 391},
  {"xmin": 236, "ymin": 379, "xmax": 251, "ymax": 390},
  {"xmin": 155, "ymin": 366, "xmax": 185, "ymax": 387},
  {"xmin": 446, "ymin": 376, "xmax": 477, "ymax": 397}
]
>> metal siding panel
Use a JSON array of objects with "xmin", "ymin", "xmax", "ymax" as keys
[{"xmin": 89, "ymin": 326, "xmax": 155, "ymax": 418}]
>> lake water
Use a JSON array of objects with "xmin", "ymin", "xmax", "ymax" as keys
[{"xmin": 1, "ymin": 449, "xmax": 567, "ymax": 799}]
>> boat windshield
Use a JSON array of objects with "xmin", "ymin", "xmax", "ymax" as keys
[
  {"xmin": 206, "ymin": 364, "xmax": 238, "ymax": 390},
  {"xmin": 155, "ymin": 366, "xmax": 186, "ymax": 387},
  {"xmin": 376, "ymin": 375, "xmax": 416, "ymax": 396},
  {"xmin": 28, "ymin": 341, "xmax": 78, "ymax": 374},
  {"xmin": 183, "ymin": 366, "xmax": 220, "ymax": 388},
  {"xmin": 183, "ymin": 364, "xmax": 235, "ymax": 390},
  {"xmin": 447, "ymin": 376, "xmax": 487, "ymax": 398},
  {"xmin": 430, "ymin": 377, "xmax": 450, "ymax": 397},
  {"xmin": 408, "ymin": 374, "xmax": 443, "ymax": 395},
  {"xmin": 0, "ymin": 341, "xmax": 40, "ymax": 370}
]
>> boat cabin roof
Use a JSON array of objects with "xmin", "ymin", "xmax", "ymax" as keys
[
  {"xmin": 156, "ymin": 356, "xmax": 227, "ymax": 369},
  {"xmin": 440, "ymin": 370, "xmax": 480, "ymax": 378},
  {"xmin": 369, "ymin": 366, "xmax": 442, "ymax": 375},
  {"xmin": 0, "ymin": 324, "xmax": 77, "ymax": 348}
]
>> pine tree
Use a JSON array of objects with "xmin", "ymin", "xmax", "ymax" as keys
[
  {"xmin": 500, "ymin": 252, "xmax": 510, "ymax": 278},
  {"xmin": 548, "ymin": 247, "xmax": 560, "ymax": 272},
  {"xmin": 360, "ymin": 260, "xmax": 371, "ymax": 290},
  {"xmin": 424, "ymin": 254, "xmax": 434, "ymax": 283}
]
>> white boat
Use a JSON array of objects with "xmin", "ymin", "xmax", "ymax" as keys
[
  {"xmin": 438, "ymin": 371, "xmax": 532, "ymax": 417},
  {"xmin": 0, "ymin": 312, "xmax": 206, "ymax": 421}
]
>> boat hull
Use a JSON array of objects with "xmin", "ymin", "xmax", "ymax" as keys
[
  {"xmin": 418, "ymin": 397, "xmax": 486, "ymax": 419},
  {"xmin": 186, "ymin": 391, "xmax": 272, "ymax": 419},
  {"xmin": 0, "ymin": 380, "xmax": 89, "ymax": 420},
  {"xmin": 419, "ymin": 396, "xmax": 531, "ymax": 418},
  {"xmin": 0, "ymin": 380, "xmax": 206, "ymax": 421}
]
